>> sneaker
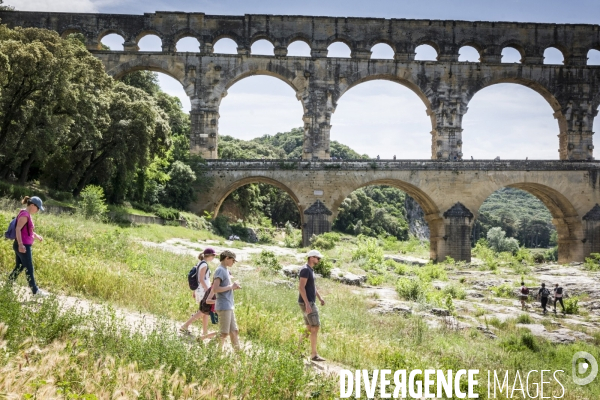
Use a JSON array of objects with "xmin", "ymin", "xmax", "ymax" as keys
[
  {"xmin": 179, "ymin": 327, "xmax": 192, "ymax": 336},
  {"xmin": 34, "ymin": 289, "xmax": 50, "ymax": 297},
  {"xmin": 311, "ymin": 355, "xmax": 326, "ymax": 362}
]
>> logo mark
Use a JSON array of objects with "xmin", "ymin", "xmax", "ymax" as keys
[{"xmin": 572, "ymin": 351, "xmax": 598, "ymax": 386}]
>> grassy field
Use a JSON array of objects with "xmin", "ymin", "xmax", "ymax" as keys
[{"xmin": 0, "ymin": 205, "xmax": 599, "ymax": 399}]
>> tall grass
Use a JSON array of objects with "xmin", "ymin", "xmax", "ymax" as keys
[
  {"xmin": 0, "ymin": 286, "xmax": 333, "ymax": 399},
  {"xmin": 1, "ymin": 208, "xmax": 599, "ymax": 399}
]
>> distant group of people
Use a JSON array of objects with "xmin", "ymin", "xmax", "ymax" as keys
[
  {"xmin": 181, "ymin": 247, "xmax": 327, "ymax": 361},
  {"xmin": 519, "ymin": 281, "xmax": 565, "ymax": 315}
]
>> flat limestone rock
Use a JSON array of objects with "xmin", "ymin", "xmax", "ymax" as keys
[
  {"xmin": 384, "ymin": 255, "xmax": 429, "ymax": 266},
  {"xmin": 370, "ymin": 299, "xmax": 412, "ymax": 315},
  {"xmin": 282, "ymin": 265, "xmax": 302, "ymax": 278},
  {"xmin": 330, "ymin": 267, "xmax": 366, "ymax": 286},
  {"xmin": 516, "ymin": 323, "xmax": 593, "ymax": 344}
]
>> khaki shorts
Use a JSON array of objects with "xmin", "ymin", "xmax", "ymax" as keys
[
  {"xmin": 299, "ymin": 302, "xmax": 320, "ymax": 327},
  {"xmin": 218, "ymin": 309, "xmax": 238, "ymax": 334}
]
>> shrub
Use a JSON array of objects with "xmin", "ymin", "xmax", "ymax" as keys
[
  {"xmin": 151, "ymin": 205, "xmax": 180, "ymax": 220},
  {"xmin": 443, "ymin": 284, "xmax": 466, "ymax": 300},
  {"xmin": 564, "ymin": 297, "xmax": 579, "ymax": 315},
  {"xmin": 313, "ymin": 257, "xmax": 333, "ymax": 278},
  {"xmin": 396, "ymin": 277, "xmax": 425, "ymax": 301},
  {"xmin": 487, "ymin": 227, "xmax": 519, "ymax": 254},
  {"xmin": 48, "ymin": 189, "xmax": 73, "ymax": 203},
  {"xmin": 516, "ymin": 314, "xmax": 532, "ymax": 324},
  {"xmin": 520, "ymin": 332, "xmax": 539, "ymax": 351},
  {"xmin": 252, "ymin": 250, "xmax": 281, "ymax": 273},
  {"xmin": 230, "ymin": 223, "xmax": 250, "ymax": 242},
  {"xmin": 283, "ymin": 227, "xmax": 302, "ymax": 248},
  {"xmin": 77, "ymin": 185, "xmax": 108, "ymax": 220},
  {"xmin": 491, "ymin": 283, "xmax": 515, "ymax": 298},
  {"xmin": 444, "ymin": 295, "xmax": 455, "ymax": 313},
  {"xmin": 416, "ymin": 263, "xmax": 447, "ymax": 282},
  {"xmin": 515, "ymin": 247, "xmax": 534, "ymax": 265},
  {"xmin": 309, "ymin": 232, "xmax": 340, "ymax": 250},
  {"xmin": 159, "ymin": 161, "xmax": 196, "ymax": 210},
  {"xmin": 544, "ymin": 246, "xmax": 558, "ymax": 262},
  {"xmin": 352, "ymin": 236, "xmax": 384, "ymax": 271},
  {"xmin": 583, "ymin": 253, "xmax": 600, "ymax": 271},
  {"xmin": 211, "ymin": 215, "xmax": 231, "ymax": 237},
  {"xmin": 366, "ymin": 272, "xmax": 385, "ymax": 286},
  {"xmin": 256, "ymin": 228, "xmax": 274, "ymax": 244}
]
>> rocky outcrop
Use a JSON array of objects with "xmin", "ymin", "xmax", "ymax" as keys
[{"xmin": 330, "ymin": 268, "xmax": 366, "ymax": 286}]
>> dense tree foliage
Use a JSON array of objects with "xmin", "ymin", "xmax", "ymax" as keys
[
  {"xmin": 473, "ymin": 187, "xmax": 556, "ymax": 248},
  {"xmin": 334, "ymin": 186, "xmax": 410, "ymax": 239},
  {"xmin": 0, "ymin": 26, "xmax": 207, "ymax": 211},
  {"xmin": 218, "ymin": 128, "xmax": 368, "ymax": 160}
]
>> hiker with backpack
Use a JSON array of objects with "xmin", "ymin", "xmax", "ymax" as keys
[
  {"xmin": 553, "ymin": 283, "xmax": 566, "ymax": 314},
  {"xmin": 5, "ymin": 196, "xmax": 49, "ymax": 296},
  {"xmin": 180, "ymin": 248, "xmax": 217, "ymax": 338},
  {"xmin": 537, "ymin": 283, "xmax": 551, "ymax": 315},
  {"xmin": 519, "ymin": 282, "xmax": 530, "ymax": 310}
]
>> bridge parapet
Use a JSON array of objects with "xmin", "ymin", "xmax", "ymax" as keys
[
  {"xmin": 204, "ymin": 159, "xmax": 600, "ymax": 171},
  {"xmin": 198, "ymin": 160, "xmax": 600, "ymax": 263}
]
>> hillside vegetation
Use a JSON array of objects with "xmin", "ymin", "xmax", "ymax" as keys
[{"xmin": 0, "ymin": 204, "xmax": 598, "ymax": 398}]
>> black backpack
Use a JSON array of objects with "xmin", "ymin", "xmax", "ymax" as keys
[
  {"xmin": 199, "ymin": 288, "xmax": 214, "ymax": 315},
  {"xmin": 187, "ymin": 261, "xmax": 208, "ymax": 291},
  {"xmin": 556, "ymin": 287, "xmax": 563, "ymax": 295},
  {"xmin": 541, "ymin": 288, "xmax": 550, "ymax": 298}
]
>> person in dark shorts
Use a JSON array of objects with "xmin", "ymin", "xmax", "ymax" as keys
[
  {"xmin": 553, "ymin": 283, "xmax": 565, "ymax": 314},
  {"xmin": 537, "ymin": 283, "xmax": 551, "ymax": 315},
  {"xmin": 298, "ymin": 249, "xmax": 326, "ymax": 362}
]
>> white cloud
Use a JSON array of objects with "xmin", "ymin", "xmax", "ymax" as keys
[{"xmin": 6, "ymin": 0, "xmax": 120, "ymax": 13}]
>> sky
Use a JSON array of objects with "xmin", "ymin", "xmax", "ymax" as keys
[{"xmin": 7, "ymin": 0, "xmax": 600, "ymax": 159}]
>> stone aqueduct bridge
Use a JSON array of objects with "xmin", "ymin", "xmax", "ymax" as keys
[
  {"xmin": 2, "ymin": 11, "xmax": 600, "ymax": 262},
  {"xmin": 200, "ymin": 160, "xmax": 600, "ymax": 264},
  {"xmin": 1, "ymin": 10, "xmax": 600, "ymax": 161}
]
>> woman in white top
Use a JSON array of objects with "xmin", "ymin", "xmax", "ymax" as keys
[{"xmin": 180, "ymin": 248, "xmax": 217, "ymax": 338}]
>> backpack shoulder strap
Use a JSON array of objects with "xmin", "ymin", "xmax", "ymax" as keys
[
  {"xmin": 16, "ymin": 210, "xmax": 32, "ymax": 237},
  {"xmin": 197, "ymin": 260, "xmax": 208, "ymax": 282}
]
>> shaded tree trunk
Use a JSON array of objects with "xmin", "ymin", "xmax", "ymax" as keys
[{"xmin": 18, "ymin": 152, "xmax": 35, "ymax": 185}]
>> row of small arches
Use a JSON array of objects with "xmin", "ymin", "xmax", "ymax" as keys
[{"xmin": 100, "ymin": 33, "xmax": 600, "ymax": 65}]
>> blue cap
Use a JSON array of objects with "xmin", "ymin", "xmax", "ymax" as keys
[{"xmin": 29, "ymin": 196, "xmax": 44, "ymax": 211}]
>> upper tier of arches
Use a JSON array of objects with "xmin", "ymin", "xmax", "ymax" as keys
[
  {"xmin": 94, "ymin": 30, "xmax": 600, "ymax": 66},
  {"xmin": 7, "ymin": 10, "xmax": 595, "ymax": 66}
]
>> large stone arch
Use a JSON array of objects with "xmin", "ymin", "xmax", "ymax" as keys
[
  {"xmin": 213, "ymin": 62, "xmax": 306, "ymax": 107},
  {"xmin": 468, "ymin": 179, "xmax": 584, "ymax": 263},
  {"xmin": 211, "ymin": 176, "xmax": 304, "ymax": 226},
  {"xmin": 465, "ymin": 76, "xmax": 566, "ymax": 157},
  {"xmin": 332, "ymin": 178, "xmax": 443, "ymax": 260},
  {"xmin": 335, "ymin": 71, "xmax": 435, "ymax": 157}
]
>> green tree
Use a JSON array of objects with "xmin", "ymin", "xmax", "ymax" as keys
[
  {"xmin": 0, "ymin": 26, "xmax": 112, "ymax": 184},
  {"xmin": 45, "ymin": 82, "xmax": 170, "ymax": 197},
  {"xmin": 159, "ymin": 160, "xmax": 196, "ymax": 209}
]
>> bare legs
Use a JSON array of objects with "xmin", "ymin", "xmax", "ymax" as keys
[
  {"xmin": 219, "ymin": 331, "xmax": 240, "ymax": 351},
  {"xmin": 181, "ymin": 312, "xmax": 209, "ymax": 335},
  {"xmin": 299, "ymin": 325, "xmax": 320, "ymax": 358}
]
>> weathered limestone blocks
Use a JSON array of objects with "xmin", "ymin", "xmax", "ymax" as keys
[
  {"xmin": 2, "ymin": 10, "xmax": 599, "ymax": 161},
  {"xmin": 193, "ymin": 160, "xmax": 600, "ymax": 263}
]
